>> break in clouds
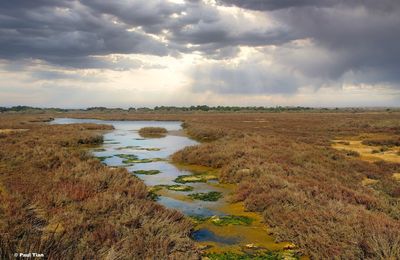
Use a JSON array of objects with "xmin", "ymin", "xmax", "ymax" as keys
[{"xmin": 0, "ymin": 0, "xmax": 399, "ymax": 106}]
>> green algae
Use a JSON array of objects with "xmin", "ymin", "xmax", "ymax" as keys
[
  {"xmin": 116, "ymin": 154, "xmax": 139, "ymax": 163},
  {"xmin": 152, "ymin": 184, "xmax": 194, "ymax": 192},
  {"xmin": 96, "ymin": 156, "xmax": 112, "ymax": 162},
  {"xmin": 132, "ymin": 170, "xmax": 161, "ymax": 175},
  {"xmin": 188, "ymin": 191, "xmax": 222, "ymax": 201},
  {"xmin": 116, "ymin": 154, "xmax": 164, "ymax": 164},
  {"xmin": 189, "ymin": 215, "xmax": 253, "ymax": 226},
  {"xmin": 148, "ymin": 191, "xmax": 160, "ymax": 201},
  {"xmin": 166, "ymin": 184, "xmax": 194, "ymax": 191},
  {"xmin": 115, "ymin": 146, "xmax": 161, "ymax": 151},
  {"xmin": 189, "ymin": 215, "xmax": 210, "ymax": 224},
  {"xmin": 133, "ymin": 158, "xmax": 164, "ymax": 163},
  {"xmin": 174, "ymin": 174, "xmax": 218, "ymax": 184},
  {"xmin": 138, "ymin": 147, "xmax": 161, "ymax": 151},
  {"xmin": 93, "ymin": 148, "xmax": 107, "ymax": 152},
  {"xmin": 210, "ymin": 215, "xmax": 253, "ymax": 226}
]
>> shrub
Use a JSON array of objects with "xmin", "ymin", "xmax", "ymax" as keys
[{"xmin": 138, "ymin": 127, "xmax": 167, "ymax": 138}]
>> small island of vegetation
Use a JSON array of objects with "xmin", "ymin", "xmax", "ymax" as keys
[{"xmin": 138, "ymin": 127, "xmax": 168, "ymax": 138}]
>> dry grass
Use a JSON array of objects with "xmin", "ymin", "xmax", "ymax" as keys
[
  {"xmin": 170, "ymin": 111, "xmax": 400, "ymax": 259},
  {"xmin": 138, "ymin": 127, "xmax": 167, "ymax": 138},
  {"xmin": 0, "ymin": 114, "xmax": 198, "ymax": 259},
  {"xmin": 2, "ymin": 111, "xmax": 400, "ymax": 258}
]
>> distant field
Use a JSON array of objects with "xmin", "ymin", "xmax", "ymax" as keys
[{"xmin": 1, "ymin": 111, "xmax": 400, "ymax": 259}]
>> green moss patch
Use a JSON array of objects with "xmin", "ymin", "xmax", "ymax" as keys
[
  {"xmin": 104, "ymin": 141, "xmax": 120, "ymax": 144},
  {"xmin": 96, "ymin": 156, "xmax": 112, "ymax": 162},
  {"xmin": 116, "ymin": 154, "xmax": 163, "ymax": 163},
  {"xmin": 210, "ymin": 215, "xmax": 253, "ymax": 226},
  {"xmin": 188, "ymin": 191, "xmax": 222, "ymax": 201},
  {"xmin": 135, "ymin": 158, "xmax": 164, "ymax": 163},
  {"xmin": 189, "ymin": 215, "xmax": 253, "ymax": 226},
  {"xmin": 152, "ymin": 184, "xmax": 194, "ymax": 192},
  {"xmin": 115, "ymin": 146, "xmax": 161, "ymax": 151},
  {"xmin": 174, "ymin": 174, "xmax": 217, "ymax": 184},
  {"xmin": 93, "ymin": 148, "xmax": 107, "ymax": 152},
  {"xmin": 115, "ymin": 146, "xmax": 138, "ymax": 150},
  {"xmin": 189, "ymin": 215, "xmax": 210, "ymax": 224},
  {"xmin": 133, "ymin": 170, "xmax": 161, "ymax": 175},
  {"xmin": 116, "ymin": 154, "xmax": 139, "ymax": 163},
  {"xmin": 148, "ymin": 191, "xmax": 159, "ymax": 201},
  {"xmin": 166, "ymin": 184, "xmax": 193, "ymax": 191}
]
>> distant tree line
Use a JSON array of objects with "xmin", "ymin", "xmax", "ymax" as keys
[
  {"xmin": 0, "ymin": 105, "xmax": 396, "ymax": 113},
  {"xmin": 0, "ymin": 106, "xmax": 68, "ymax": 113},
  {"xmin": 151, "ymin": 105, "xmax": 313, "ymax": 112}
]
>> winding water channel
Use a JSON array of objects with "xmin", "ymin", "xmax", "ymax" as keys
[{"xmin": 52, "ymin": 118, "xmax": 294, "ymax": 257}]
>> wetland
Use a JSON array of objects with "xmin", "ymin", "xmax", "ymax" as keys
[{"xmin": 52, "ymin": 118, "xmax": 298, "ymax": 258}]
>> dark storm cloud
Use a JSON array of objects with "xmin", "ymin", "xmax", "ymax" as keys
[
  {"xmin": 218, "ymin": 0, "xmax": 400, "ymax": 11},
  {"xmin": 0, "ymin": 0, "xmax": 168, "ymax": 68},
  {"xmin": 81, "ymin": 0, "xmax": 185, "ymax": 34},
  {"xmin": 0, "ymin": 0, "xmax": 296, "ymax": 68},
  {"xmin": 211, "ymin": 0, "xmax": 400, "ymax": 91},
  {"xmin": 1, "ymin": 0, "xmax": 399, "ymax": 96},
  {"xmin": 273, "ymin": 2, "xmax": 400, "ymax": 86},
  {"xmin": 218, "ymin": 0, "xmax": 332, "ymax": 11}
]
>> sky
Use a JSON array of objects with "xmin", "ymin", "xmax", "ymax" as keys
[{"xmin": 0, "ymin": 0, "xmax": 399, "ymax": 108}]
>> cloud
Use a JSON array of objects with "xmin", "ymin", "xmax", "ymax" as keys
[
  {"xmin": 218, "ymin": 0, "xmax": 400, "ymax": 11},
  {"xmin": 0, "ymin": 1, "xmax": 168, "ymax": 68},
  {"xmin": 81, "ymin": 0, "xmax": 185, "ymax": 33},
  {"xmin": 0, "ymin": 0, "xmax": 399, "ymax": 106},
  {"xmin": 190, "ymin": 49, "xmax": 301, "ymax": 95},
  {"xmin": 217, "ymin": 0, "xmax": 400, "ymax": 88},
  {"xmin": 0, "ymin": 0, "xmax": 296, "ymax": 66}
]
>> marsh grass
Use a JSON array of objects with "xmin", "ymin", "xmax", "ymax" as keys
[
  {"xmin": 3, "ymin": 111, "xmax": 400, "ymax": 259},
  {"xmin": 93, "ymin": 148, "xmax": 106, "ymax": 152},
  {"xmin": 362, "ymin": 137, "xmax": 400, "ymax": 147},
  {"xmin": 344, "ymin": 150, "xmax": 360, "ymax": 157},
  {"xmin": 171, "ymin": 112, "xmax": 400, "ymax": 259},
  {"xmin": 0, "ymin": 114, "xmax": 198, "ymax": 259},
  {"xmin": 138, "ymin": 127, "xmax": 167, "ymax": 138}
]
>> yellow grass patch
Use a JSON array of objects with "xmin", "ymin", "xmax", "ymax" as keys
[
  {"xmin": 0, "ymin": 128, "xmax": 28, "ymax": 134},
  {"xmin": 332, "ymin": 136, "xmax": 400, "ymax": 164},
  {"xmin": 361, "ymin": 178, "xmax": 379, "ymax": 186}
]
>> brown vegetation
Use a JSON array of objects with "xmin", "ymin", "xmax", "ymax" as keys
[
  {"xmin": 0, "ymin": 114, "xmax": 198, "ymax": 259},
  {"xmin": 362, "ymin": 137, "xmax": 400, "ymax": 147},
  {"xmin": 138, "ymin": 127, "xmax": 167, "ymax": 138},
  {"xmin": 171, "ymin": 112, "xmax": 400, "ymax": 259},
  {"xmin": 2, "ymin": 111, "xmax": 400, "ymax": 259}
]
